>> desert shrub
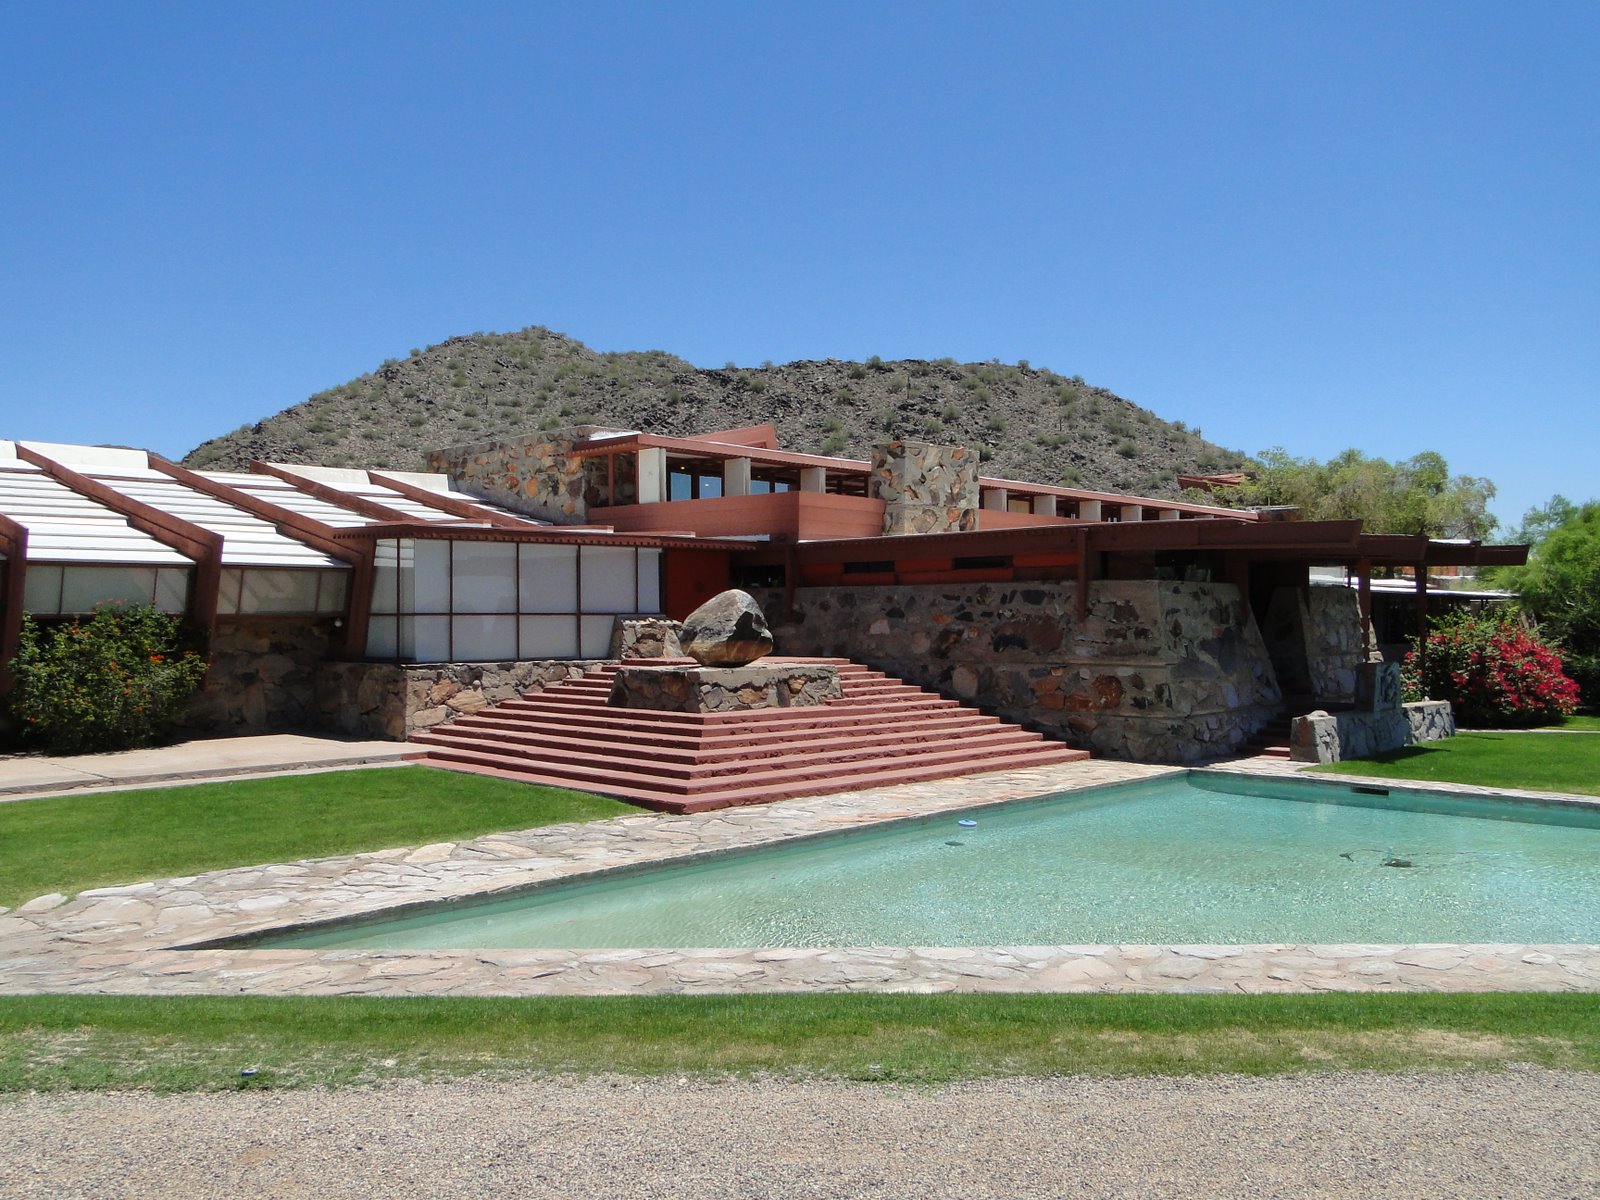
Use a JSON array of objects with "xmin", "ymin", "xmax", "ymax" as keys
[
  {"xmin": 1116, "ymin": 439, "xmax": 1139, "ymax": 459},
  {"xmin": 820, "ymin": 433, "xmax": 849, "ymax": 455},
  {"xmin": 1401, "ymin": 608, "xmax": 1579, "ymax": 727},
  {"xmin": 8, "ymin": 605, "xmax": 208, "ymax": 754},
  {"xmin": 847, "ymin": 364, "xmax": 867, "ymax": 380}
]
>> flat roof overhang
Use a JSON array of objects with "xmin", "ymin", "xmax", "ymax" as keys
[
  {"xmin": 570, "ymin": 431, "xmax": 1254, "ymax": 521},
  {"xmin": 735, "ymin": 517, "xmax": 1362, "ymax": 566},
  {"xmin": 329, "ymin": 522, "xmax": 760, "ymax": 553}
]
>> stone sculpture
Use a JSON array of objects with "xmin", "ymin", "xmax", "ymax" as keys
[{"xmin": 679, "ymin": 589, "xmax": 773, "ymax": 667}]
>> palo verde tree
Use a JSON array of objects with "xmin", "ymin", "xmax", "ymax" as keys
[
  {"xmin": 1488, "ymin": 496, "xmax": 1600, "ymax": 705},
  {"xmin": 1205, "ymin": 448, "xmax": 1498, "ymax": 540}
]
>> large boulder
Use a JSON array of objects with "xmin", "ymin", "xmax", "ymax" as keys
[{"xmin": 679, "ymin": 589, "xmax": 773, "ymax": 667}]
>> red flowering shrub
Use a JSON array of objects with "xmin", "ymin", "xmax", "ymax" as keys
[
  {"xmin": 7, "ymin": 604, "xmax": 208, "ymax": 753},
  {"xmin": 1401, "ymin": 608, "xmax": 1580, "ymax": 727}
]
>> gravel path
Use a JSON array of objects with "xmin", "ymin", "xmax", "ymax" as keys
[{"xmin": 3, "ymin": 1069, "xmax": 1597, "ymax": 1199}]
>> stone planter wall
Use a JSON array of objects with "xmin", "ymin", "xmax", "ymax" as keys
[
  {"xmin": 317, "ymin": 659, "xmax": 602, "ymax": 740},
  {"xmin": 185, "ymin": 618, "xmax": 338, "ymax": 735},
  {"xmin": 752, "ymin": 579, "xmax": 1282, "ymax": 762},
  {"xmin": 1289, "ymin": 701, "xmax": 1455, "ymax": 763},
  {"xmin": 609, "ymin": 663, "xmax": 841, "ymax": 713}
]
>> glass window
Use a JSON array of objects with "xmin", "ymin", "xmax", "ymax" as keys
[
  {"xmin": 22, "ymin": 564, "xmax": 63, "ymax": 614},
  {"xmin": 319, "ymin": 570, "xmax": 349, "ymax": 614},
  {"xmin": 366, "ymin": 615, "xmax": 398, "ymax": 660},
  {"xmin": 401, "ymin": 539, "xmax": 449, "ymax": 613},
  {"xmin": 370, "ymin": 540, "xmax": 400, "ymax": 614},
  {"xmin": 518, "ymin": 615, "xmax": 578, "ymax": 658},
  {"xmin": 154, "ymin": 568, "xmax": 189, "ymax": 613},
  {"xmin": 61, "ymin": 565, "xmax": 159, "ymax": 613},
  {"xmin": 451, "ymin": 541, "xmax": 516, "ymax": 613},
  {"xmin": 402, "ymin": 615, "xmax": 451, "ymax": 662},
  {"xmin": 452, "ymin": 614, "xmax": 517, "ymax": 661},
  {"xmin": 239, "ymin": 569, "xmax": 320, "ymax": 614},
  {"xmin": 581, "ymin": 546, "xmax": 637, "ymax": 614},
  {"xmin": 518, "ymin": 544, "xmax": 577, "ymax": 612}
]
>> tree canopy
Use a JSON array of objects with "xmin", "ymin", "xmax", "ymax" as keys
[
  {"xmin": 1200, "ymin": 448, "xmax": 1498, "ymax": 540},
  {"xmin": 1488, "ymin": 496, "xmax": 1600, "ymax": 703}
]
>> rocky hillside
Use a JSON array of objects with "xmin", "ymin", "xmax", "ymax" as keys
[{"xmin": 184, "ymin": 326, "xmax": 1247, "ymax": 496}]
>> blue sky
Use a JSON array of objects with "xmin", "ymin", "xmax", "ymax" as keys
[{"xmin": 1, "ymin": 2, "xmax": 1593, "ymax": 532}]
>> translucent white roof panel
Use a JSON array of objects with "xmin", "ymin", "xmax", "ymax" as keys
[
  {"xmin": 0, "ymin": 460, "xmax": 193, "ymax": 566},
  {"xmin": 93, "ymin": 474, "xmax": 344, "ymax": 568},
  {"xmin": 275, "ymin": 463, "xmax": 551, "ymax": 527},
  {"xmin": 198, "ymin": 471, "xmax": 379, "ymax": 528}
]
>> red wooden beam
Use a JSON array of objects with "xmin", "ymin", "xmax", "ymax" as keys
[
  {"xmin": 0, "ymin": 513, "xmax": 28, "ymax": 691},
  {"xmin": 367, "ymin": 470, "xmax": 536, "ymax": 529},
  {"xmin": 249, "ymin": 461, "xmax": 417, "ymax": 524},
  {"xmin": 148, "ymin": 456, "xmax": 374, "ymax": 658},
  {"xmin": 14, "ymin": 444, "xmax": 223, "ymax": 632}
]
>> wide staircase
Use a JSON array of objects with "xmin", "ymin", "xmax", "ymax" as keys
[{"xmin": 411, "ymin": 657, "xmax": 1090, "ymax": 813}]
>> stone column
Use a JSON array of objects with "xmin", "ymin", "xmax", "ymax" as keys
[{"xmin": 869, "ymin": 440, "xmax": 978, "ymax": 535}]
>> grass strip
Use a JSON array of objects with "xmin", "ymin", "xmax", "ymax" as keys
[
  {"xmin": 1307, "ymin": 731, "xmax": 1600, "ymax": 796},
  {"xmin": 0, "ymin": 767, "xmax": 633, "ymax": 909},
  {"xmin": 1, "ymin": 992, "xmax": 1595, "ymax": 1092}
]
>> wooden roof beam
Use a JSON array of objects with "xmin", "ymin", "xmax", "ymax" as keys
[
  {"xmin": 367, "ymin": 471, "xmax": 538, "ymax": 529},
  {"xmin": 15, "ymin": 444, "xmax": 223, "ymax": 630}
]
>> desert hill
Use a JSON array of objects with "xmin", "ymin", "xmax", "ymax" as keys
[{"xmin": 184, "ymin": 326, "xmax": 1247, "ymax": 496}]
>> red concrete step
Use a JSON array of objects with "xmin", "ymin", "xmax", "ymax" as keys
[{"xmin": 411, "ymin": 656, "xmax": 1091, "ymax": 812}]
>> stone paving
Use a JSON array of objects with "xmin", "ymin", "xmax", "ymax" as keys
[{"xmin": 2, "ymin": 757, "xmax": 1598, "ymax": 998}]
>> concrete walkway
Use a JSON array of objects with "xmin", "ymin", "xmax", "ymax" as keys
[{"xmin": 0, "ymin": 734, "xmax": 416, "ymax": 802}]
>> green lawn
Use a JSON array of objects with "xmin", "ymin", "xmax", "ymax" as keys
[
  {"xmin": 1555, "ymin": 714, "xmax": 1600, "ymax": 731},
  {"xmin": 1, "ymin": 992, "xmax": 1595, "ymax": 1091},
  {"xmin": 0, "ymin": 767, "xmax": 632, "ymax": 908},
  {"xmin": 1307, "ymin": 730, "xmax": 1600, "ymax": 796}
]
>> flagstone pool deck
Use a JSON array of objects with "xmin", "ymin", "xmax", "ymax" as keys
[{"xmin": 2, "ymin": 755, "xmax": 1598, "ymax": 998}]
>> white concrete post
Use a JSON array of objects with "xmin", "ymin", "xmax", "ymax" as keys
[
  {"xmin": 723, "ymin": 456, "xmax": 752, "ymax": 498},
  {"xmin": 637, "ymin": 447, "xmax": 668, "ymax": 504},
  {"xmin": 799, "ymin": 466, "xmax": 826, "ymax": 493},
  {"xmin": 981, "ymin": 488, "xmax": 1008, "ymax": 511},
  {"xmin": 1033, "ymin": 495, "xmax": 1057, "ymax": 517},
  {"xmin": 1120, "ymin": 505, "xmax": 1144, "ymax": 523},
  {"xmin": 1158, "ymin": 508, "xmax": 1181, "ymax": 521},
  {"xmin": 1076, "ymin": 499, "xmax": 1102, "ymax": 521}
]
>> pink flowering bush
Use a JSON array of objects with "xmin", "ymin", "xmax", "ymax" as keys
[{"xmin": 1401, "ymin": 608, "xmax": 1580, "ymax": 727}]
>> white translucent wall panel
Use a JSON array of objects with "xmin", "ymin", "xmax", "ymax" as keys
[
  {"xmin": 319, "ymin": 571, "xmax": 348, "ymax": 614},
  {"xmin": 581, "ymin": 546, "xmax": 636, "ymax": 614},
  {"xmin": 400, "ymin": 539, "xmax": 449, "ymax": 613},
  {"xmin": 239, "ymin": 569, "xmax": 321, "ymax": 614},
  {"xmin": 370, "ymin": 540, "xmax": 400, "ymax": 614},
  {"xmin": 366, "ymin": 615, "xmax": 397, "ymax": 659},
  {"xmin": 219, "ymin": 568, "xmax": 244, "ymax": 615},
  {"xmin": 60, "ymin": 566, "xmax": 171, "ymax": 613},
  {"xmin": 154, "ymin": 569, "xmax": 189, "ymax": 613},
  {"xmin": 22, "ymin": 564, "xmax": 63, "ymax": 613},
  {"xmin": 580, "ymin": 615, "xmax": 615, "ymax": 657},
  {"xmin": 637, "ymin": 549, "xmax": 661, "ymax": 612},
  {"xmin": 401, "ymin": 615, "xmax": 451, "ymax": 662},
  {"xmin": 518, "ymin": 615, "xmax": 579, "ymax": 658},
  {"xmin": 519, "ymin": 544, "xmax": 577, "ymax": 611},
  {"xmin": 452, "ymin": 614, "xmax": 517, "ymax": 661},
  {"xmin": 451, "ymin": 541, "xmax": 516, "ymax": 613}
]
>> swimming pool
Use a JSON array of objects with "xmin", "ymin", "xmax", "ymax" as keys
[{"xmin": 247, "ymin": 771, "xmax": 1600, "ymax": 951}]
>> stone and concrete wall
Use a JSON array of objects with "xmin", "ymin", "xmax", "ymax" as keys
[
  {"xmin": 1290, "ymin": 702, "xmax": 1455, "ymax": 763},
  {"xmin": 869, "ymin": 440, "xmax": 978, "ymax": 536},
  {"xmin": 1262, "ymin": 584, "xmax": 1376, "ymax": 705},
  {"xmin": 427, "ymin": 427, "xmax": 621, "ymax": 524},
  {"xmin": 609, "ymin": 663, "xmax": 841, "ymax": 713},
  {"xmin": 608, "ymin": 618, "xmax": 683, "ymax": 659},
  {"xmin": 186, "ymin": 618, "xmax": 338, "ymax": 735},
  {"xmin": 1289, "ymin": 660, "xmax": 1456, "ymax": 763},
  {"xmin": 317, "ymin": 659, "xmax": 601, "ymax": 741},
  {"xmin": 754, "ymin": 580, "xmax": 1282, "ymax": 762}
]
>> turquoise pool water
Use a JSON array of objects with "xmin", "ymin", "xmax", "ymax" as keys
[{"xmin": 256, "ymin": 773, "xmax": 1600, "ymax": 950}]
